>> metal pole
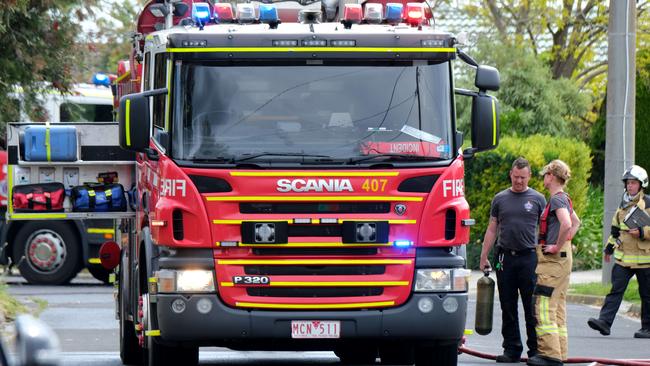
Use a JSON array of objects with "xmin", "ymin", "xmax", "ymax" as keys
[{"xmin": 603, "ymin": 0, "xmax": 636, "ymax": 284}]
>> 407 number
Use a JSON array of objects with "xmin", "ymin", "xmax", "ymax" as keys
[
  {"xmin": 233, "ymin": 276, "xmax": 271, "ymax": 285},
  {"xmin": 361, "ymin": 179, "xmax": 388, "ymax": 192}
]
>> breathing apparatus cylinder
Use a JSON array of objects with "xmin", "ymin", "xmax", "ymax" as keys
[{"xmin": 475, "ymin": 269, "xmax": 495, "ymax": 335}]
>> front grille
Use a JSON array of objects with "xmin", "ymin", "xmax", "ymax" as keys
[
  {"xmin": 252, "ymin": 248, "xmax": 378, "ymax": 256},
  {"xmin": 240, "ymin": 202, "xmax": 391, "ymax": 214},
  {"xmin": 244, "ymin": 265, "xmax": 386, "ymax": 276},
  {"xmin": 246, "ymin": 287, "xmax": 383, "ymax": 297}
]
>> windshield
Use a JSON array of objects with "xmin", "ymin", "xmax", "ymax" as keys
[{"xmin": 172, "ymin": 61, "xmax": 454, "ymax": 164}]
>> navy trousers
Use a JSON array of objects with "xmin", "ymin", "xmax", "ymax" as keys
[
  {"xmin": 495, "ymin": 248, "xmax": 538, "ymax": 358},
  {"xmin": 599, "ymin": 264, "xmax": 650, "ymax": 330}
]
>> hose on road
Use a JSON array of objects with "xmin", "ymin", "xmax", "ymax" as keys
[{"xmin": 459, "ymin": 346, "xmax": 650, "ymax": 366}]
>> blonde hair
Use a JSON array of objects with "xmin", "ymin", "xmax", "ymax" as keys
[{"xmin": 541, "ymin": 159, "xmax": 571, "ymax": 185}]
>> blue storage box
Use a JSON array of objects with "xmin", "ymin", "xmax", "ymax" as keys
[{"xmin": 24, "ymin": 126, "xmax": 77, "ymax": 162}]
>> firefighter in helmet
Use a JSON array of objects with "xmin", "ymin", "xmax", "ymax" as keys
[
  {"xmin": 588, "ymin": 165, "xmax": 650, "ymax": 339},
  {"xmin": 527, "ymin": 160, "xmax": 581, "ymax": 366}
]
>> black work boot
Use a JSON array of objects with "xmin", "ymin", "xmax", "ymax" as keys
[
  {"xmin": 634, "ymin": 329, "xmax": 650, "ymax": 338},
  {"xmin": 496, "ymin": 353, "xmax": 520, "ymax": 363},
  {"xmin": 526, "ymin": 355, "xmax": 563, "ymax": 366},
  {"xmin": 587, "ymin": 318, "xmax": 611, "ymax": 336}
]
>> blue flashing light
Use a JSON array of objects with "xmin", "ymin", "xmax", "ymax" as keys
[
  {"xmin": 385, "ymin": 3, "xmax": 404, "ymax": 23},
  {"xmin": 192, "ymin": 3, "xmax": 211, "ymax": 23},
  {"xmin": 394, "ymin": 240, "xmax": 412, "ymax": 247},
  {"xmin": 259, "ymin": 4, "xmax": 279, "ymax": 23},
  {"xmin": 92, "ymin": 73, "xmax": 110, "ymax": 87}
]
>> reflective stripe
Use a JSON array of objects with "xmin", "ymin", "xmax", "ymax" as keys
[
  {"xmin": 206, "ymin": 195, "xmax": 423, "ymax": 202},
  {"xmin": 125, "ymin": 99, "xmax": 131, "ymax": 146},
  {"xmin": 614, "ymin": 250, "xmax": 650, "ymax": 263},
  {"xmin": 45, "ymin": 123, "xmax": 51, "ymax": 162},
  {"xmin": 7, "ymin": 165, "xmax": 13, "ymax": 214},
  {"xmin": 10, "ymin": 213, "xmax": 68, "ymax": 219},
  {"xmin": 169, "ymin": 47, "xmax": 456, "ymax": 53},
  {"xmin": 235, "ymin": 301, "xmax": 394, "ymax": 309},
  {"xmin": 88, "ymin": 258, "xmax": 101, "ymax": 264},
  {"xmin": 237, "ymin": 242, "xmax": 393, "ymax": 247},
  {"xmin": 491, "ymin": 98, "xmax": 497, "ymax": 145},
  {"xmin": 217, "ymin": 259, "xmax": 411, "ymax": 265},
  {"xmin": 559, "ymin": 327, "xmax": 568, "ymax": 337},
  {"xmin": 145, "ymin": 330, "xmax": 160, "ymax": 336},
  {"xmin": 536, "ymin": 325, "xmax": 559, "ymax": 335},
  {"xmin": 87, "ymin": 228, "xmax": 114, "ymax": 234},
  {"xmin": 230, "ymin": 171, "xmax": 399, "ymax": 177}
]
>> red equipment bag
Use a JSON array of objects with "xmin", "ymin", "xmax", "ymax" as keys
[{"xmin": 12, "ymin": 183, "xmax": 65, "ymax": 212}]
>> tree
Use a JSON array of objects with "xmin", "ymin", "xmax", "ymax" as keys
[
  {"xmin": 456, "ymin": 38, "xmax": 589, "ymax": 138},
  {"xmin": 0, "ymin": 1, "xmax": 97, "ymax": 124},
  {"xmin": 466, "ymin": 1, "xmax": 649, "ymax": 88}
]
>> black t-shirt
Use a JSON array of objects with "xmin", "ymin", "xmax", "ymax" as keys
[
  {"xmin": 490, "ymin": 188, "xmax": 547, "ymax": 250},
  {"xmin": 545, "ymin": 193, "xmax": 573, "ymax": 245}
]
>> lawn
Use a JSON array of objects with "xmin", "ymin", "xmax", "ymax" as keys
[{"xmin": 570, "ymin": 279, "xmax": 640, "ymax": 304}]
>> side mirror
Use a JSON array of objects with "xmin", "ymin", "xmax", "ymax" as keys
[
  {"xmin": 14, "ymin": 315, "xmax": 61, "ymax": 366},
  {"xmin": 475, "ymin": 65, "xmax": 500, "ymax": 92},
  {"xmin": 470, "ymin": 94, "xmax": 500, "ymax": 153},
  {"xmin": 118, "ymin": 93, "xmax": 151, "ymax": 152}
]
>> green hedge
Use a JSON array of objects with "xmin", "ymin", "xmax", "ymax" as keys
[{"xmin": 464, "ymin": 135, "xmax": 592, "ymax": 269}]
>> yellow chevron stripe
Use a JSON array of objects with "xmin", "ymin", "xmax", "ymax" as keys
[
  {"xmin": 229, "ymin": 171, "xmax": 399, "ymax": 177},
  {"xmin": 235, "ymin": 301, "xmax": 395, "ymax": 309},
  {"xmin": 206, "ymin": 196, "xmax": 423, "ymax": 202},
  {"xmin": 221, "ymin": 281, "xmax": 408, "ymax": 287},
  {"xmin": 217, "ymin": 259, "xmax": 412, "ymax": 265}
]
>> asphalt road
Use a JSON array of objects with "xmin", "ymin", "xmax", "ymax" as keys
[{"xmin": 5, "ymin": 274, "xmax": 649, "ymax": 366}]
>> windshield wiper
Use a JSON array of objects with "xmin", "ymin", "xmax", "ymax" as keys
[
  {"xmin": 233, "ymin": 152, "xmax": 332, "ymax": 163},
  {"xmin": 347, "ymin": 153, "xmax": 438, "ymax": 164}
]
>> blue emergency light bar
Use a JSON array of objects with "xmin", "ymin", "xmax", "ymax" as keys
[
  {"xmin": 192, "ymin": 2, "xmax": 211, "ymax": 23},
  {"xmin": 385, "ymin": 3, "xmax": 404, "ymax": 24},
  {"xmin": 259, "ymin": 4, "xmax": 280, "ymax": 28},
  {"xmin": 92, "ymin": 73, "xmax": 110, "ymax": 87}
]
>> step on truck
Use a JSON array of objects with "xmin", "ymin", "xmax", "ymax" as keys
[
  {"xmin": 107, "ymin": 1, "xmax": 501, "ymax": 365},
  {"xmin": 1, "ymin": 83, "xmax": 130, "ymax": 285}
]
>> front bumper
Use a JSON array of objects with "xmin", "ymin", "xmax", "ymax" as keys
[{"xmin": 155, "ymin": 292, "xmax": 467, "ymax": 348}]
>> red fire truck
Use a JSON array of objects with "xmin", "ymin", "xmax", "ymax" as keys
[{"xmin": 108, "ymin": 1, "xmax": 500, "ymax": 365}]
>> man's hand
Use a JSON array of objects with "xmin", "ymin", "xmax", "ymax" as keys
[
  {"xmin": 604, "ymin": 253, "xmax": 611, "ymax": 263},
  {"xmin": 543, "ymin": 244, "xmax": 561, "ymax": 255},
  {"xmin": 480, "ymin": 257, "xmax": 491, "ymax": 272},
  {"xmin": 628, "ymin": 228, "xmax": 641, "ymax": 238}
]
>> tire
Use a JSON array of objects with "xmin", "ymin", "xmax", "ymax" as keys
[
  {"xmin": 119, "ymin": 254, "xmax": 143, "ymax": 365},
  {"xmin": 88, "ymin": 265, "xmax": 112, "ymax": 284},
  {"xmin": 379, "ymin": 344, "xmax": 415, "ymax": 365},
  {"xmin": 335, "ymin": 344, "xmax": 377, "ymax": 365},
  {"xmin": 13, "ymin": 221, "xmax": 81, "ymax": 285},
  {"xmin": 146, "ymin": 337, "xmax": 198, "ymax": 366},
  {"xmin": 415, "ymin": 343, "xmax": 458, "ymax": 366}
]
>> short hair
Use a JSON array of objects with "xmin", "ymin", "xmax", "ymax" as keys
[
  {"xmin": 541, "ymin": 159, "xmax": 571, "ymax": 185},
  {"xmin": 511, "ymin": 157, "xmax": 530, "ymax": 171}
]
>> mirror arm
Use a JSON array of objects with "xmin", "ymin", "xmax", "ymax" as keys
[
  {"xmin": 462, "ymin": 147, "xmax": 477, "ymax": 160},
  {"xmin": 140, "ymin": 87, "xmax": 168, "ymax": 98},
  {"xmin": 145, "ymin": 147, "xmax": 160, "ymax": 161},
  {"xmin": 454, "ymin": 88, "xmax": 478, "ymax": 97},
  {"xmin": 457, "ymin": 49, "xmax": 478, "ymax": 68}
]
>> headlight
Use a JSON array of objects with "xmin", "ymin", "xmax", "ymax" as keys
[
  {"xmin": 414, "ymin": 268, "xmax": 470, "ymax": 292},
  {"xmin": 156, "ymin": 269, "xmax": 215, "ymax": 293}
]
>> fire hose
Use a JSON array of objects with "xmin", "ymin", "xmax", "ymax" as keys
[{"xmin": 458, "ymin": 344, "xmax": 650, "ymax": 366}]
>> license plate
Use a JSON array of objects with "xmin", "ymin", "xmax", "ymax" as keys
[
  {"xmin": 232, "ymin": 276, "xmax": 270, "ymax": 285},
  {"xmin": 291, "ymin": 320, "xmax": 340, "ymax": 339}
]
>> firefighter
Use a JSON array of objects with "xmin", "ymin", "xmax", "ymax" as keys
[
  {"xmin": 527, "ymin": 160, "xmax": 581, "ymax": 366},
  {"xmin": 587, "ymin": 165, "xmax": 650, "ymax": 339}
]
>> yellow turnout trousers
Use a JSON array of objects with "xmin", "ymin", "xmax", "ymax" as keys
[{"xmin": 534, "ymin": 244, "xmax": 572, "ymax": 361}]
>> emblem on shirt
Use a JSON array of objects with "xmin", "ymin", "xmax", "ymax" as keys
[{"xmin": 524, "ymin": 201, "xmax": 533, "ymax": 212}]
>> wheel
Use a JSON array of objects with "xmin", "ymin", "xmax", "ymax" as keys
[
  {"xmin": 379, "ymin": 344, "xmax": 415, "ymax": 365},
  {"xmin": 13, "ymin": 221, "xmax": 80, "ymax": 285},
  {"xmin": 119, "ymin": 254, "xmax": 143, "ymax": 365},
  {"xmin": 88, "ymin": 265, "xmax": 112, "ymax": 284},
  {"xmin": 146, "ymin": 337, "xmax": 198, "ymax": 366},
  {"xmin": 415, "ymin": 343, "xmax": 458, "ymax": 366},
  {"xmin": 335, "ymin": 344, "xmax": 377, "ymax": 365}
]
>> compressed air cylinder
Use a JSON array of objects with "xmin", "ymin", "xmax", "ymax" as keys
[{"xmin": 475, "ymin": 271, "xmax": 495, "ymax": 335}]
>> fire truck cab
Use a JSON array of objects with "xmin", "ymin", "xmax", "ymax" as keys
[{"xmin": 111, "ymin": 1, "xmax": 500, "ymax": 365}]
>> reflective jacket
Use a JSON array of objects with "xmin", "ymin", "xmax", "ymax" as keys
[{"xmin": 608, "ymin": 191, "xmax": 650, "ymax": 269}]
